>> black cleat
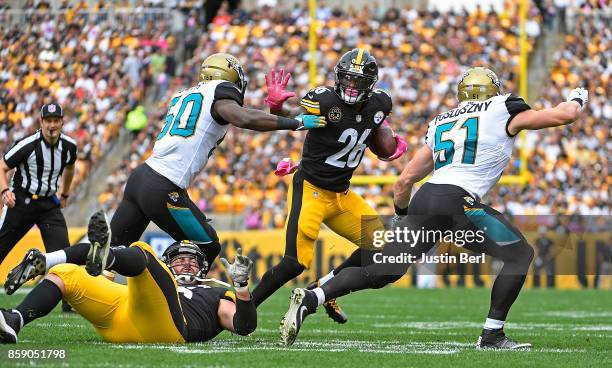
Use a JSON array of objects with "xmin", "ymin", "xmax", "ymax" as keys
[
  {"xmin": 4, "ymin": 248, "xmax": 46, "ymax": 295},
  {"xmin": 61, "ymin": 300, "xmax": 75, "ymax": 314},
  {"xmin": 0, "ymin": 309, "xmax": 21, "ymax": 344},
  {"xmin": 477, "ymin": 328, "xmax": 532, "ymax": 350},
  {"xmin": 86, "ymin": 210, "xmax": 111, "ymax": 277},
  {"xmin": 279, "ymin": 288, "xmax": 318, "ymax": 346},
  {"xmin": 307, "ymin": 280, "xmax": 347, "ymax": 324}
]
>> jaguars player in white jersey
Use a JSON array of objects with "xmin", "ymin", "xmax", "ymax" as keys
[
  {"xmin": 106, "ymin": 53, "xmax": 325, "ymax": 266},
  {"xmin": 280, "ymin": 67, "xmax": 588, "ymax": 348}
]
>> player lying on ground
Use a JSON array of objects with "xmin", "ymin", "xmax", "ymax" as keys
[
  {"xmin": 1, "ymin": 210, "xmax": 255, "ymax": 343},
  {"xmin": 280, "ymin": 67, "xmax": 588, "ymax": 349},
  {"xmin": 250, "ymin": 49, "xmax": 407, "ymax": 322}
]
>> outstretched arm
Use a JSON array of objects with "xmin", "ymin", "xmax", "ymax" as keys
[
  {"xmin": 507, "ymin": 88, "xmax": 587, "ymax": 136},
  {"xmin": 218, "ymin": 249, "xmax": 257, "ymax": 335},
  {"xmin": 214, "ymin": 99, "xmax": 325, "ymax": 132},
  {"xmin": 271, "ymin": 104, "xmax": 308, "ymax": 118},
  {"xmin": 393, "ymin": 145, "xmax": 434, "ymax": 212}
]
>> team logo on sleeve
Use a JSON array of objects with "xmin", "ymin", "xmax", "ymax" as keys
[
  {"xmin": 463, "ymin": 196, "xmax": 475, "ymax": 206},
  {"xmin": 168, "ymin": 192, "xmax": 180, "ymax": 202},
  {"xmin": 328, "ymin": 106, "xmax": 342, "ymax": 122},
  {"xmin": 374, "ymin": 111, "xmax": 385, "ymax": 125}
]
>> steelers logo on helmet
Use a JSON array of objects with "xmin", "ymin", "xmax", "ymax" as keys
[
  {"xmin": 161, "ymin": 240, "xmax": 210, "ymax": 286},
  {"xmin": 334, "ymin": 48, "xmax": 378, "ymax": 104}
]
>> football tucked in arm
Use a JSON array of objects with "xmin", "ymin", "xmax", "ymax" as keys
[{"xmin": 369, "ymin": 124, "xmax": 397, "ymax": 158}]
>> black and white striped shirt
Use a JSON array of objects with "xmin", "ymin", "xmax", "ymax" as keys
[{"xmin": 4, "ymin": 130, "xmax": 77, "ymax": 196}]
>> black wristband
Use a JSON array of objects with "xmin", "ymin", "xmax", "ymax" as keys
[
  {"xmin": 394, "ymin": 204, "xmax": 408, "ymax": 216},
  {"xmin": 571, "ymin": 98, "xmax": 583, "ymax": 107},
  {"xmin": 277, "ymin": 116, "xmax": 301, "ymax": 131},
  {"xmin": 61, "ymin": 193, "xmax": 69, "ymax": 199},
  {"xmin": 1, "ymin": 188, "xmax": 9, "ymax": 195},
  {"xmin": 235, "ymin": 280, "xmax": 248, "ymax": 288}
]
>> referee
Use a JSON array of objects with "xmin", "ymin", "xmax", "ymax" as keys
[{"xmin": 0, "ymin": 103, "xmax": 77, "ymax": 265}]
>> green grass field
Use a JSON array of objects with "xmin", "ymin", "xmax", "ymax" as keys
[{"xmin": 0, "ymin": 287, "xmax": 610, "ymax": 367}]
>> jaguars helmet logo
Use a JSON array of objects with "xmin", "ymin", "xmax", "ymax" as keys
[{"xmin": 168, "ymin": 192, "xmax": 179, "ymax": 202}]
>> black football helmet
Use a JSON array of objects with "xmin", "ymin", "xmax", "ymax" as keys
[
  {"xmin": 161, "ymin": 240, "xmax": 210, "ymax": 286},
  {"xmin": 334, "ymin": 48, "xmax": 378, "ymax": 104}
]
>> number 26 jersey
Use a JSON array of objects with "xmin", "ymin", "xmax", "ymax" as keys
[{"xmin": 298, "ymin": 86, "xmax": 392, "ymax": 192}]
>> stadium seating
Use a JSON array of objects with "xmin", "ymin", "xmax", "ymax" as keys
[
  {"xmin": 487, "ymin": 12, "xmax": 610, "ymax": 216},
  {"xmin": 1, "ymin": 1, "xmax": 608, "ymax": 227},
  {"xmin": 0, "ymin": 2, "xmax": 175, "ymax": 193},
  {"xmin": 98, "ymin": 2, "xmax": 546, "ymax": 225}
]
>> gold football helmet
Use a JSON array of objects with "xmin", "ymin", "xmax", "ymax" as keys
[
  {"xmin": 457, "ymin": 67, "xmax": 502, "ymax": 102},
  {"xmin": 200, "ymin": 53, "xmax": 247, "ymax": 94}
]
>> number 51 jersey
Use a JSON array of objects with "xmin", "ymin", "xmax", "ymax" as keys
[
  {"xmin": 425, "ymin": 94, "xmax": 531, "ymax": 199},
  {"xmin": 146, "ymin": 80, "xmax": 243, "ymax": 189}
]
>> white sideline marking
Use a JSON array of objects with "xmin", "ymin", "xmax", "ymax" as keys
[
  {"xmin": 523, "ymin": 311, "xmax": 612, "ymax": 319},
  {"xmin": 110, "ymin": 340, "xmax": 461, "ymax": 355},
  {"xmin": 105, "ymin": 340, "xmax": 589, "ymax": 355},
  {"xmin": 30, "ymin": 322, "xmax": 86, "ymax": 328},
  {"xmin": 373, "ymin": 321, "xmax": 612, "ymax": 332}
]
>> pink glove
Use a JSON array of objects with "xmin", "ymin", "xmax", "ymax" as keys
[
  {"xmin": 264, "ymin": 68, "xmax": 296, "ymax": 111},
  {"xmin": 378, "ymin": 134, "xmax": 408, "ymax": 162},
  {"xmin": 274, "ymin": 158, "xmax": 299, "ymax": 176}
]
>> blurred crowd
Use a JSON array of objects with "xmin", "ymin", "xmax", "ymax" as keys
[
  {"xmin": 1, "ymin": 1, "xmax": 609, "ymax": 230},
  {"xmin": 0, "ymin": 0, "xmax": 176, "ymax": 193},
  {"xmin": 100, "ymin": 0, "xmax": 546, "ymax": 227},
  {"xmin": 490, "ymin": 12, "xmax": 610, "ymax": 216}
]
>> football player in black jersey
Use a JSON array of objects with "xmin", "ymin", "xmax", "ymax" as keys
[
  {"xmin": 107, "ymin": 52, "xmax": 326, "ymax": 270},
  {"xmin": 250, "ymin": 49, "xmax": 407, "ymax": 321},
  {"xmin": 279, "ymin": 68, "xmax": 588, "ymax": 348},
  {"xmin": 0, "ymin": 210, "xmax": 256, "ymax": 344}
]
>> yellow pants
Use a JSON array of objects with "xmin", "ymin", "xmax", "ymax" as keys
[
  {"xmin": 285, "ymin": 171, "xmax": 384, "ymax": 268},
  {"xmin": 49, "ymin": 242, "xmax": 186, "ymax": 343}
]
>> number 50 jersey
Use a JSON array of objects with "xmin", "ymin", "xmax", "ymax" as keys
[
  {"xmin": 146, "ymin": 80, "xmax": 243, "ymax": 189},
  {"xmin": 425, "ymin": 93, "xmax": 531, "ymax": 199}
]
